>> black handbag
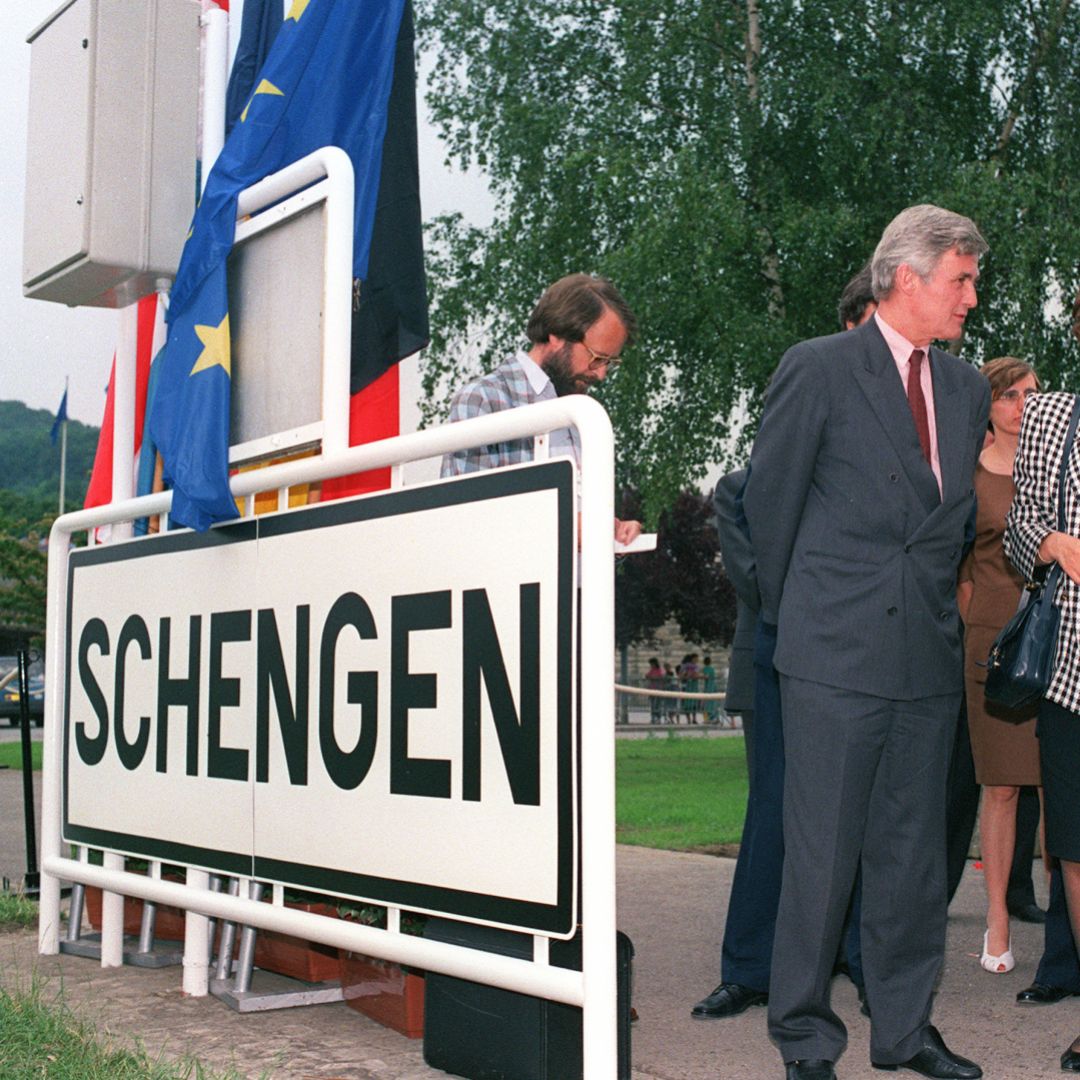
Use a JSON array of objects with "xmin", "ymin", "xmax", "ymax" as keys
[
  {"xmin": 984, "ymin": 566, "xmax": 1062, "ymax": 708},
  {"xmin": 984, "ymin": 396, "xmax": 1080, "ymax": 708}
]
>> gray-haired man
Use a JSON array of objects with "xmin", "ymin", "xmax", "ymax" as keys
[{"xmin": 743, "ymin": 205, "xmax": 990, "ymax": 1080}]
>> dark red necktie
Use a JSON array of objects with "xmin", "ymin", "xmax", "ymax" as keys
[{"xmin": 906, "ymin": 349, "xmax": 932, "ymax": 465}]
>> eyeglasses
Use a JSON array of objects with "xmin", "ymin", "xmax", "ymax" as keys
[
  {"xmin": 996, "ymin": 388, "xmax": 1039, "ymax": 403},
  {"xmin": 580, "ymin": 341, "xmax": 623, "ymax": 371}
]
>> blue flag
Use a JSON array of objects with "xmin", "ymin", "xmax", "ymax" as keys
[
  {"xmin": 150, "ymin": 0, "xmax": 407, "ymax": 532},
  {"xmin": 224, "ymin": 0, "xmax": 283, "ymax": 137},
  {"xmin": 50, "ymin": 389, "xmax": 68, "ymax": 446}
]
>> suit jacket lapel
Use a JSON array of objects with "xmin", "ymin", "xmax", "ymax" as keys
[
  {"xmin": 851, "ymin": 321, "xmax": 941, "ymax": 514},
  {"xmin": 929, "ymin": 345, "xmax": 970, "ymax": 502}
]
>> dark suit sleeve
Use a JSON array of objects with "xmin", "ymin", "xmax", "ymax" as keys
[
  {"xmin": 743, "ymin": 344, "xmax": 829, "ymax": 624},
  {"xmin": 713, "ymin": 468, "xmax": 760, "ymax": 611}
]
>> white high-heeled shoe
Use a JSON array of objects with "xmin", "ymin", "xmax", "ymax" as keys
[{"xmin": 980, "ymin": 928, "xmax": 1015, "ymax": 974}]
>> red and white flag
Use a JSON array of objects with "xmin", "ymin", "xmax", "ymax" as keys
[{"xmin": 84, "ymin": 293, "xmax": 165, "ymax": 511}]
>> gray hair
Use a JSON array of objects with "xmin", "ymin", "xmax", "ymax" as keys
[{"xmin": 870, "ymin": 204, "xmax": 988, "ymax": 299}]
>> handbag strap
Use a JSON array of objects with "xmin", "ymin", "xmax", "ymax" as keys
[
  {"xmin": 1057, "ymin": 395, "xmax": 1080, "ymax": 533},
  {"xmin": 1040, "ymin": 395, "xmax": 1080, "ymax": 602}
]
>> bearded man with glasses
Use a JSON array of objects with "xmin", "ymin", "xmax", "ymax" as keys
[{"xmin": 441, "ymin": 272, "xmax": 641, "ymax": 546}]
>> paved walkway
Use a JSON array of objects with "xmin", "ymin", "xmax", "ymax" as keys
[{"xmin": 0, "ymin": 770, "xmax": 1076, "ymax": 1078}]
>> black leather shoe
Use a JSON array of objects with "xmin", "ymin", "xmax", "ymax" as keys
[
  {"xmin": 1063, "ymin": 1045, "xmax": 1080, "ymax": 1072},
  {"xmin": 690, "ymin": 981, "xmax": 767, "ymax": 1018},
  {"xmin": 1017, "ymin": 982, "xmax": 1079, "ymax": 1005},
  {"xmin": 785, "ymin": 1060, "xmax": 836, "ymax": 1080},
  {"xmin": 872, "ymin": 1025, "xmax": 982, "ymax": 1078},
  {"xmin": 1009, "ymin": 901, "xmax": 1047, "ymax": 924}
]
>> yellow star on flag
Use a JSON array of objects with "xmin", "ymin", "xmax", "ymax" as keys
[
  {"xmin": 240, "ymin": 79, "xmax": 284, "ymax": 123},
  {"xmin": 286, "ymin": 0, "xmax": 311, "ymax": 21},
  {"xmin": 190, "ymin": 315, "xmax": 231, "ymax": 378}
]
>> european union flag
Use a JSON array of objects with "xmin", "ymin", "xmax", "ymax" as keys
[
  {"xmin": 50, "ymin": 389, "xmax": 68, "ymax": 446},
  {"xmin": 224, "ymin": 0, "xmax": 283, "ymax": 137},
  {"xmin": 150, "ymin": 0, "xmax": 407, "ymax": 532}
]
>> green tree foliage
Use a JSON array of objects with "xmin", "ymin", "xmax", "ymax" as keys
[
  {"xmin": 615, "ymin": 489, "xmax": 735, "ymax": 649},
  {"xmin": 0, "ymin": 400, "xmax": 99, "ymax": 516},
  {"xmin": 0, "ymin": 503, "xmax": 49, "ymax": 640},
  {"xmin": 0, "ymin": 400, "xmax": 97, "ymax": 640},
  {"xmin": 417, "ymin": 0, "xmax": 1080, "ymax": 520}
]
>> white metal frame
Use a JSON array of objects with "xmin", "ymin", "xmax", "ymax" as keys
[
  {"xmin": 40, "ymin": 395, "xmax": 619, "ymax": 1076},
  {"xmin": 226, "ymin": 145, "xmax": 355, "ymax": 465}
]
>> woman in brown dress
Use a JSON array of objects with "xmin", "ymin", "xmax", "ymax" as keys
[{"xmin": 957, "ymin": 356, "xmax": 1041, "ymax": 974}]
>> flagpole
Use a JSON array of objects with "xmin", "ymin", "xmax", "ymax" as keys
[
  {"xmin": 58, "ymin": 376, "xmax": 68, "ymax": 516},
  {"xmin": 201, "ymin": 1, "xmax": 229, "ymax": 181}
]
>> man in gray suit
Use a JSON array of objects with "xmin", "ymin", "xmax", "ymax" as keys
[{"xmin": 743, "ymin": 205, "xmax": 991, "ymax": 1080}]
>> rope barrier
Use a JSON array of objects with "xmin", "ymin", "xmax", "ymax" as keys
[{"xmin": 614, "ymin": 683, "xmax": 726, "ymax": 702}]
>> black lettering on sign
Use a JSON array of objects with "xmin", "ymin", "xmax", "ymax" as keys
[
  {"xmin": 114, "ymin": 614, "xmax": 152, "ymax": 771},
  {"xmin": 157, "ymin": 615, "xmax": 202, "ymax": 775},
  {"xmin": 462, "ymin": 584, "xmax": 541, "ymax": 805},
  {"xmin": 76, "ymin": 617, "xmax": 110, "ymax": 766},
  {"xmin": 390, "ymin": 591, "xmax": 452, "ymax": 799},
  {"xmin": 257, "ymin": 606, "xmax": 310, "ymax": 785},
  {"xmin": 207, "ymin": 610, "xmax": 251, "ymax": 781},
  {"xmin": 319, "ymin": 593, "xmax": 378, "ymax": 790}
]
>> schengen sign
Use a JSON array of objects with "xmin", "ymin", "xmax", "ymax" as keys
[{"xmin": 63, "ymin": 462, "xmax": 577, "ymax": 936}]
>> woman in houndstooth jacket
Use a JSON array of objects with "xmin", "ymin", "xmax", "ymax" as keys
[{"xmin": 1004, "ymin": 386, "xmax": 1080, "ymax": 1071}]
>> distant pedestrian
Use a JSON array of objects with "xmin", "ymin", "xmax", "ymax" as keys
[
  {"xmin": 645, "ymin": 657, "xmax": 665, "ymax": 723},
  {"xmin": 664, "ymin": 663, "xmax": 680, "ymax": 723},
  {"xmin": 702, "ymin": 655, "xmax": 719, "ymax": 723},
  {"xmin": 680, "ymin": 653, "xmax": 701, "ymax": 724}
]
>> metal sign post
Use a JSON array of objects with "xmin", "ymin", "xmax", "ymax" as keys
[{"xmin": 18, "ymin": 645, "xmax": 40, "ymax": 896}]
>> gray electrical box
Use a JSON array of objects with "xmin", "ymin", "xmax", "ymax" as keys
[{"xmin": 22, "ymin": 0, "xmax": 200, "ymax": 309}]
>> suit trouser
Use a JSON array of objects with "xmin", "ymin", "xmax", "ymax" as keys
[
  {"xmin": 739, "ymin": 710, "xmax": 756, "ymax": 781},
  {"xmin": 945, "ymin": 697, "xmax": 980, "ymax": 902},
  {"xmin": 844, "ymin": 695, "xmax": 1032, "ymax": 985},
  {"xmin": 768, "ymin": 675, "xmax": 960, "ymax": 1065},
  {"xmin": 1035, "ymin": 864, "xmax": 1080, "ymax": 990},
  {"xmin": 719, "ymin": 621, "xmax": 784, "ymax": 991}
]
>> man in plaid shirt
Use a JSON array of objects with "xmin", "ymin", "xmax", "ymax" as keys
[{"xmin": 441, "ymin": 273, "xmax": 642, "ymax": 546}]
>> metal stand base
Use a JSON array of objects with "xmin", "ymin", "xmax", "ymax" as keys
[
  {"xmin": 210, "ymin": 969, "xmax": 343, "ymax": 1012},
  {"xmin": 58, "ymin": 933, "xmax": 184, "ymax": 967}
]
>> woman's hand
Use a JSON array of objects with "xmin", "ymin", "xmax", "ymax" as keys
[{"xmin": 1038, "ymin": 531, "xmax": 1080, "ymax": 585}]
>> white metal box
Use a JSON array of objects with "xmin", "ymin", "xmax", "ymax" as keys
[{"xmin": 22, "ymin": 0, "xmax": 200, "ymax": 308}]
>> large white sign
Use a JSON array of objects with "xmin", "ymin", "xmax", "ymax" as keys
[{"xmin": 64, "ymin": 462, "xmax": 577, "ymax": 936}]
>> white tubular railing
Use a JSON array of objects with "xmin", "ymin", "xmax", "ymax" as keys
[
  {"xmin": 110, "ymin": 303, "xmax": 138, "ymax": 541},
  {"xmin": 40, "ymin": 394, "xmax": 618, "ymax": 1076}
]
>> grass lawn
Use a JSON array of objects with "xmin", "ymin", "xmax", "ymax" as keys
[
  {"xmin": 0, "ymin": 979, "xmax": 252, "ymax": 1079},
  {"xmin": 0, "ymin": 735, "xmax": 746, "ymax": 847},
  {"xmin": 0, "ymin": 740, "xmax": 42, "ymax": 771},
  {"xmin": 0, "ymin": 885, "xmax": 250, "ymax": 1078},
  {"xmin": 0, "ymin": 890, "xmax": 38, "ymax": 933},
  {"xmin": 616, "ymin": 734, "xmax": 749, "ymax": 851}
]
